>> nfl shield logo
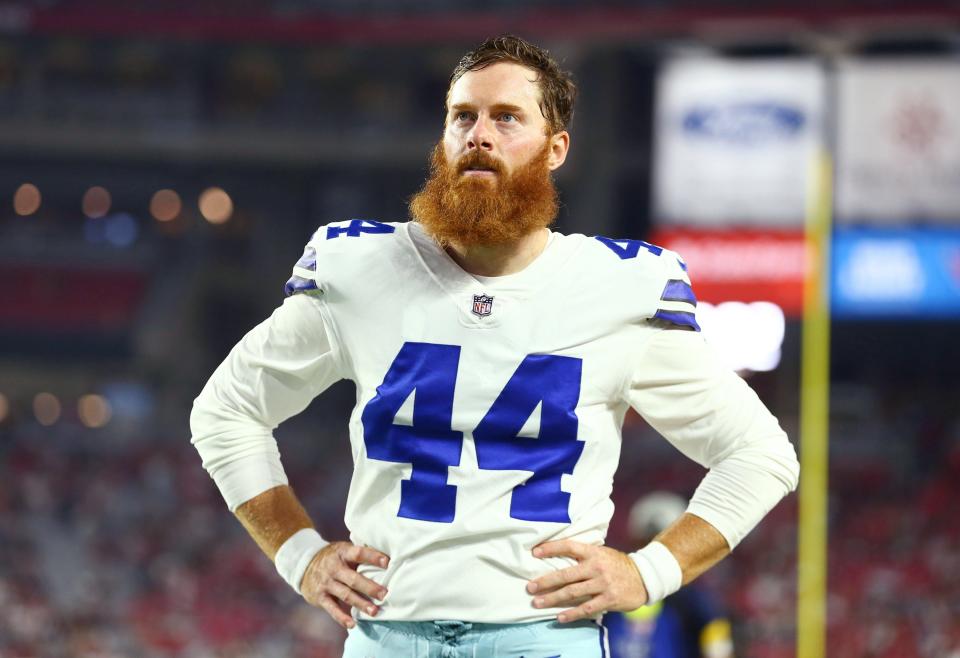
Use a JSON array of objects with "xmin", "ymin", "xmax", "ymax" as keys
[{"xmin": 472, "ymin": 294, "xmax": 494, "ymax": 318}]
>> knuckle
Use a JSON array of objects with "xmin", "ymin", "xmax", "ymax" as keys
[
  {"xmin": 334, "ymin": 583, "xmax": 352, "ymax": 601},
  {"xmin": 353, "ymin": 578, "xmax": 371, "ymax": 595},
  {"xmin": 334, "ymin": 564, "xmax": 352, "ymax": 583},
  {"xmin": 341, "ymin": 568, "xmax": 358, "ymax": 586}
]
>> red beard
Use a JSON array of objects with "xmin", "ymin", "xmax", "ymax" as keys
[{"xmin": 409, "ymin": 140, "xmax": 558, "ymax": 247}]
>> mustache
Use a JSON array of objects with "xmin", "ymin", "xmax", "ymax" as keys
[{"xmin": 454, "ymin": 150, "xmax": 506, "ymax": 176}]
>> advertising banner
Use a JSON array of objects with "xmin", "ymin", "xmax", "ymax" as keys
[
  {"xmin": 650, "ymin": 229, "xmax": 807, "ymax": 316},
  {"xmin": 832, "ymin": 229, "xmax": 960, "ymax": 317},
  {"xmin": 654, "ymin": 228, "xmax": 960, "ymax": 319},
  {"xmin": 653, "ymin": 58, "xmax": 825, "ymax": 228},
  {"xmin": 836, "ymin": 59, "xmax": 960, "ymax": 224}
]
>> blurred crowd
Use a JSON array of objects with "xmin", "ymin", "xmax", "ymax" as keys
[
  {"xmin": 0, "ymin": 417, "xmax": 349, "ymax": 658},
  {"xmin": 1, "ymin": 378, "xmax": 958, "ymax": 657},
  {"xmin": 721, "ymin": 382, "xmax": 960, "ymax": 658}
]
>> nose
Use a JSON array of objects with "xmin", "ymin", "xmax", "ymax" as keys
[{"xmin": 466, "ymin": 115, "xmax": 494, "ymax": 152}]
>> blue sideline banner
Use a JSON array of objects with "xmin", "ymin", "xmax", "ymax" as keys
[{"xmin": 832, "ymin": 229, "xmax": 960, "ymax": 318}]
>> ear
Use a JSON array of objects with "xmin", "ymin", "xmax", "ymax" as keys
[{"xmin": 547, "ymin": 131, "xmax": 570, "ymax": 171}]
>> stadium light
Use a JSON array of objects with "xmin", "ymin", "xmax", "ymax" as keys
[
  {"xmin": 199, "ymin": 187, "xmax": 233, "ymax": 224},
  {"xmin": 33, "ymin": 392, "xmax": 61, "ymax": 426},
  {"xmin": 78, "ymin": 394, "xmax": 112, "ymax": 429},
  {"xmin": 150, "ymin": 189, "xmax": 182, "ymax": 222},
  {"xmin": 13, "ymin": 183, "xmax": 41, "ymax": 216},
  {"xmin": 82, "ymin": 186, "xmax": 112, "ymax": 219},
  {"xmin": 104, "ymin": 213, "xmax": 138, "ymax": 248},
  {"xmin": 697, "ymin": 301, "xmax": 786, "ymax": 372}
]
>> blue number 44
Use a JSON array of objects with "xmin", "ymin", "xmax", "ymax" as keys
[{"xmin": 361, "ymin": 342, "xmax": 584, "ymax": 524}]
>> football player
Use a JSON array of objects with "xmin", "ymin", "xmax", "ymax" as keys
[
  {"xmin": 604, "ymin": 492, "xmax": 735, "ymax": 658},
  {"xmin": 190, "ymin": 35, "xmax": 799, "ymax": 658}
]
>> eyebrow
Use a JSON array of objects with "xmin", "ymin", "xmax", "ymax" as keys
[{"xmin": 449, "ymin": 103, "xmax": 527, "ymax": 116}]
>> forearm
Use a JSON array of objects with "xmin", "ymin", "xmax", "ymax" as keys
[
  {"xmin": 234, "ymin": 484, "xmax": 315, "ymax": 560},
  {"xmin": 654, "ymin": 512, "xmax": 730, "ymax": 585},
  {"xmin": 628, "ymin": 330, "xmax": 799, "ymax": 553}
]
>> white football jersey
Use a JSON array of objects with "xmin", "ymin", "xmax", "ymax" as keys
[
  {"xmin": 289, "ymin": 220, "xmax": 692, "ymax": 622},
  {"xmin": 192, "ymin": 218, "xmax": 799, "ymax": 624}
]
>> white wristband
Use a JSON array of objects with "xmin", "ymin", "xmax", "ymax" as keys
[
  {"xmin": 274, "ymin": 528, "xmax": 329, "ymax": 595},
  {"xmin": 629, "ymin": 541, "xmax": 683, "ymax": 605}
]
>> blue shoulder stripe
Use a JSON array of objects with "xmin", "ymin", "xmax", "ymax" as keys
[
  {"xmin": 653, "ymin": 309, "xmax": 701, "ymax": 332},
  {"xmin": 285, "ymin": 245, "xmax": 319, "ymax": 296},
  {"xmin": 660, "ymin": 279, "xmax": 697, "ymax": 306},
  {"xmin": 284, "ymin": 275, "xmax": 318, "ymax": 296}
]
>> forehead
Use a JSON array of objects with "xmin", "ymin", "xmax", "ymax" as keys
[{"xmin": 447, "ymin": 61, "xmax": 542, "ymax": 111}]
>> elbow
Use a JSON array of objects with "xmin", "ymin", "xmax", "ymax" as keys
[
  {"xmin": 189, "ymin": 389, "xmax": 215, "ymax": 447},
  {"xmin": 786, "ymin": 438, "xmax": 800, "ymax": 492},
  {"xmin": 719, "ymin": 426, "xmax": 801, "ymax": 496},
  {"xmin": 771, "ymin": 426, "xmax": 800, "ymax": 493},
  {"xmin": 763, "ymin": 428, "xmax": 800, "ymax": 494}
]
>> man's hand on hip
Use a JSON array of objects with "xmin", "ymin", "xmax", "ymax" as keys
[
  {"xmin": 527, "ymin": 540, "xmax": 648, "ymax": 623},
  {"xmin": 300, "ymin": 541, "xmax": 390, "ymax": 629}
]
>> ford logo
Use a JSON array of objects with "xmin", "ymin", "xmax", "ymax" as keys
[{"xmin": 682, "ymin": 102, "xmax": 805, "ymax": 144}]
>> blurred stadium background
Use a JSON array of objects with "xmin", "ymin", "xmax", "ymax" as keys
[{"xmin": 2, "ymin": 1, "xmax": 960, "ymax": 656}]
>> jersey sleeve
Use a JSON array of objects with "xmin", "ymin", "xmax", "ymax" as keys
[
  {"xmin": 648, "ymin": 249, "xmax": 701, "ymax": 332},
  {"xmin": 283, "ymin": 219, "xmax": 398, "ymax": 298},
  {"xmin": 190, "ymin": 292, "xmax": 345, "ymax": 511},
  {"xmin": 624, "ymin": 329, "xmax": 799, "ymax": 548},
  {"xmin": 192, "ymin": 220, "xmax": 398, "ymax": 511}
]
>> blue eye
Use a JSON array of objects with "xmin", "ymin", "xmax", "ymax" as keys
[{"xmin": 500, "ymin": 113, "xmax": 516, "ymax": 122}]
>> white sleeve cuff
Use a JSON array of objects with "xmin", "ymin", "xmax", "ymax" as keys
[
  {"xmin": 687, "ymin": 442, "xmax": 800, "ymax": 549},
  {"xmin": 275, "ymin": 528, "xmax": 329, "ymax": 595},
  {"xmin": 212, "ymin": 451, "xmax": 289, "ymax": 512},
  {"xmin": 629, "ymin": 541, "xmax": 683, "ymax": 605}
]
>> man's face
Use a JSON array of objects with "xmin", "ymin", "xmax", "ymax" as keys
[
  {"xmin": 443, "ymin": 62, "xmax": 568, "ymax": 180},
  {"xmin": 409, "ymin": 61, "xmax": 570, "ymax": 247}
]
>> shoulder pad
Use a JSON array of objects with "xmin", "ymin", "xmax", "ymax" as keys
[
  {"xmin": 284, "ymin": 219, "xmax": 399, "ymax": 297},
  {"xmin": 590, "ymin": 235, "xmax": 701, "ymax": 331}
]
